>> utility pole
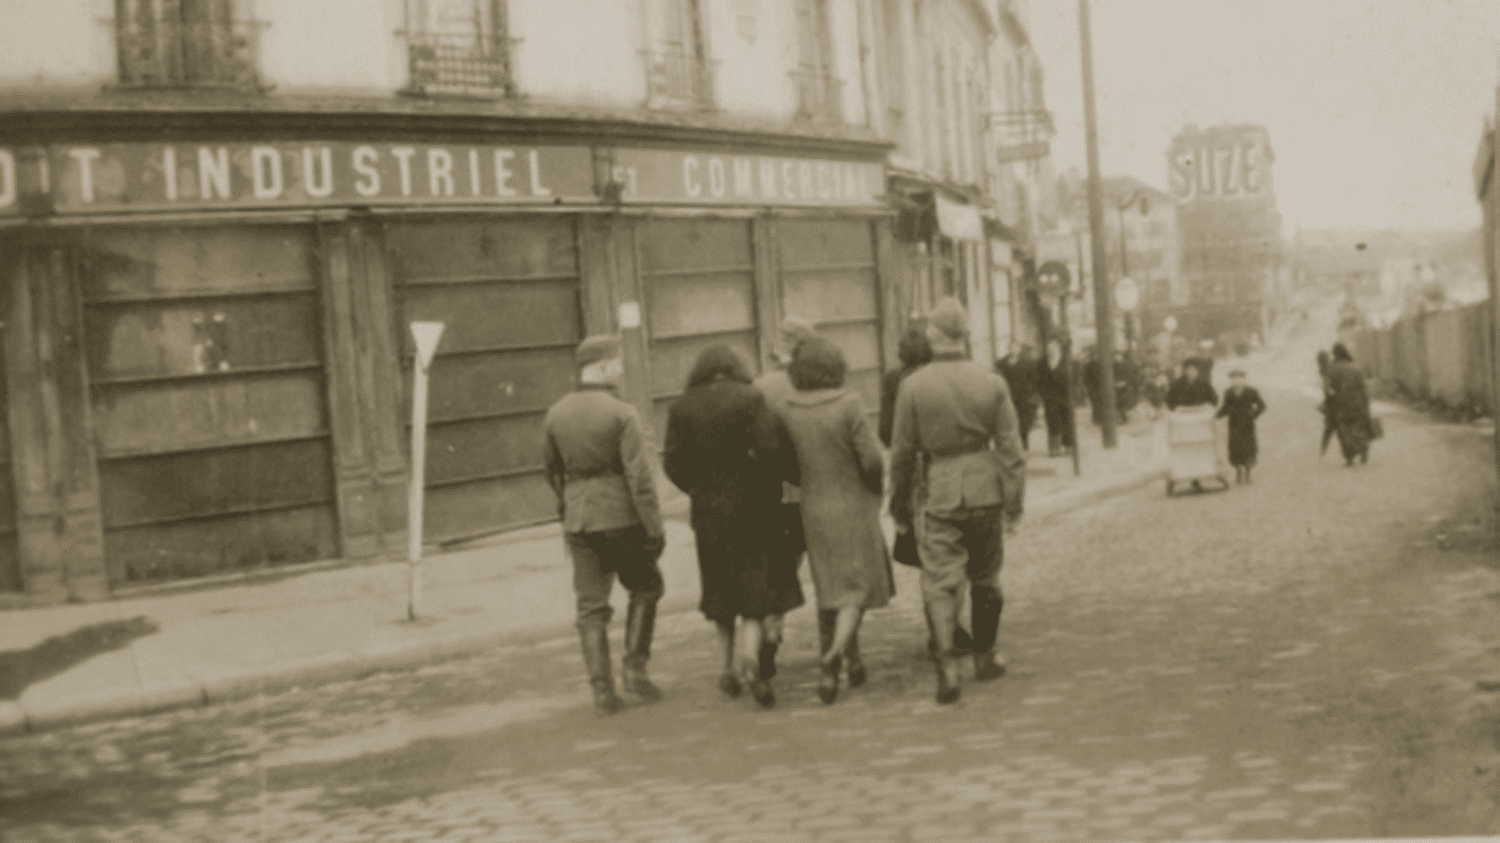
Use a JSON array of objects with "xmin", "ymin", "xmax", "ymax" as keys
[{"xmin": 1078, "ymin": 0, "xmax": 1117, "ymax": 448}]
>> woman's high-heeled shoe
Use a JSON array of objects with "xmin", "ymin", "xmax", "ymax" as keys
[
  {"xmin": 718, "ymin": 671, "xmax": 742, "ymax": 698},
  {"xmin": 845, "ymin": 653, "xmax": 866, "ymax": 689},
  {"xmin": 818, "ymin": 655, "xmax": 842, "ymax": 705},
  {"xmin": 746, "ymin": 668, "xmax": 775, "ymax": 708}
]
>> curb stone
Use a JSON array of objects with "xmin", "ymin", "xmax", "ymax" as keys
[{"xmin": 0, "ymin": 464, "xmax": 1160, "ymax": 738}]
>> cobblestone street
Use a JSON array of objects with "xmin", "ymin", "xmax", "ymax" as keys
[{"xmin": 2, "ymin": 383, "xmax": 1498, "ymax": 842}]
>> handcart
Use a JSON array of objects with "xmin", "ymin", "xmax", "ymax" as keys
[{"xmin": 1165, "ymin": 406, "xmax": 1229, "ymax": 495}]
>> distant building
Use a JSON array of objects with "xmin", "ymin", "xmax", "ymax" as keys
[
  {"xmin": 1165, "ymin": 123, "xmax": 1284, "ymax": 351},
  {"xmin": 1051, "ymin": 171, "xmax": 1183, "ymax": 356}
]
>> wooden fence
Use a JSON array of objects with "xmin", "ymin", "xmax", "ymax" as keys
[{"xmin": 1351, "ymin": 301, "xmax": 1496, "ymax": 416}]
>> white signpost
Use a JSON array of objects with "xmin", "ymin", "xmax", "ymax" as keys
[
  {"xmin": 1114, "ymin": 276, "xmax": 1140, "ymax": 313},
  {"xmin": 407, "ymin": 321, "xmax": 445, "ymax": 622}
]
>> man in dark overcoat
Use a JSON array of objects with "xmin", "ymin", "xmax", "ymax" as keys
[
  {"xmin": 543, "ymin": 335, "xmax": 667, "ymax": 716},
  {"xmin": 995, "ymin": 342, "xmax": 1039, "ymax": 451},
  {"xmin": 889, "ymin": 298, "xmax": 1026, "ymax": 704}
]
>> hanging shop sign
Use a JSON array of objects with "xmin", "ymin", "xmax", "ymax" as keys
[
  {"xmin": 607, "ymin": 148, "xmax": 884, "ymax": 207},
  {"xmin": 0, "ymin": 143, "xmax": 597, "ymax": 215}
]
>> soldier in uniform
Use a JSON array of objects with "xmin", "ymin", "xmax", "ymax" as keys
[
  {"xmin": 543, "ymin": 335, "xmax": 667, "ymax": 716},
  {"xmin": 750, "ymin": 316, "xmax": 820, "ymax": 685},
  {"xmin": 889, "ymin": 298, "xmax": 1026, "ymax": 704}
]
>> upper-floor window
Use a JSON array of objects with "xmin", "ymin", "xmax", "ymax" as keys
[
  {"xmin": 403, "ymin": 0, "xmax": 512, "ymax": 97},
  {"xmin": 792, "ymin": 0, "xmax": 841, "ymax": 122},
  {"xmin": 114, "ymin": 0, "xmax": 262, "ymax": 90},
  {"xmin": 642, "ymin": 0, "xmax": 713, "ymax": 108}
]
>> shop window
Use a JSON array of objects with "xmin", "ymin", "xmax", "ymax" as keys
[
  {"xmin": 643, "ymin": 0, "xmax": 714, "ymax": 108},
  {"xmin": 114, "ymin": 0, "xmax": 262, "ymax": 90},
  {"xmin": 403, "ymin": 0, "xmax": 512, "ymax": 97},
  {"xmin": 792, "ymin": 0, "xmax": 842, "ymax": 122}
]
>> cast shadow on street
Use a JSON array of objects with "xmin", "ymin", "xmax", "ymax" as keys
[{"xmin": 0, "ymin": 616, "xmax": 159, "ymax": 700}]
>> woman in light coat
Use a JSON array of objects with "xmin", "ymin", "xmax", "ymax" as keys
[{"xmin": 777, "ymin": 337, "xmax": 892, "ymax": 704}]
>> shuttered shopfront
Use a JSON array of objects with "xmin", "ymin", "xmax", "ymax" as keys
[
  {"xmin": 775, "ymin": 218, "xmax": 883, "ymax": 412},
  {"xmin": 0, "ymin": 136, "xmax": 892, "ymax": 603},
  {"xmin": 640, "ymin": 217, "xmax": 761, "ymax": 437},
  {"xmin": 79, "ymin": 225, "xmax": 340, "ymax": 585},
  {"xmin": 385, "ymin": 215, "xmax": 583, "ymax": 543}
]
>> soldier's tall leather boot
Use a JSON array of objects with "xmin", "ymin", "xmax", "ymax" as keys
[
  {"xmin": 928, "ymin": 600, "xmax": 962, "ymax": 705},
  {"xmin": 971, "ymin": 586, "xmax": 1007, "ymax": 682},
  {"xmin": 621, "ymin": 594, "xmax": 662, "ymax": 702},
  {"xmin": 579, "ymin": 624, "xmax": 624, "ymax": 716}
]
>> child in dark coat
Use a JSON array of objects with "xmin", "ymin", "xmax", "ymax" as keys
[{"xmin": 1216, "ymin": 369, "xmax": 1267, "ymax": 484}]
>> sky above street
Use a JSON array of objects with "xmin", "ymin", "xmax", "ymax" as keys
[{"xmin": 1027, "ymin": 0, "xmax": 1500, "ymax": 233}]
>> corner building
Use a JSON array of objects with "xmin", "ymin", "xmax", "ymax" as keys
[{"xmin": 0, "ymin": 0, "xmax": 1054, "ymax": 604}]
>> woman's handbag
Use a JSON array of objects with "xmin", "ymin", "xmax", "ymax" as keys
[
  {"xmin": 1368, "ymin": 416, "xmax": 1384, "ymax": 440},
  {"xmin": 892, "ymin": 528, "xmax": 921, "ymax": 568}
]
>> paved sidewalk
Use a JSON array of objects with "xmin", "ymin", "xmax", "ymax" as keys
[{"xmin": 0, "ymin": 413, "xmax": 1163, "ymax": 736}]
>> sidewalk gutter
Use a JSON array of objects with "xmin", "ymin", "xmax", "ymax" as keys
[{"xmin": 1, "ymin": 459, "xmax": 1161, "ymax": 738}]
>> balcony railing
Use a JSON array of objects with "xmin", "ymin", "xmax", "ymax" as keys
[
  {"xmin": 792, "ymin": 69, "xmax": 843, "ymax": 123},
  {"xmin": 404, "ymin": 31, "xmax": 513, "ymax": 97},
  {"xmin": 115, "ymin": 19, "xmax": 263, "ymax": 90},
  {"xmin": 643, "ymin": 48, "xmax": 714, "ymax": 109}
]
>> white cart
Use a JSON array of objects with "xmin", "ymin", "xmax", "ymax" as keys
[{"xmin": 1165, "ymin": 407, "xmax": 1229, "ymax": 495}]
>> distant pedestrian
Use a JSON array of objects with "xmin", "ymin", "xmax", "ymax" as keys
[
  {"xmin": 1316, "ymin": 349, "xmax": 1336, "ymax": 457},
  {"xmin": 779, "ymin": 337, "xmax": 892, "ymax": 704},
  {"xmin": 879, "ymin": 328, "xmax": 933, "ymax": 447},
  {"xmin": 890, "ymin": 298, "xmax": 1026, "ymax": 704},
  {"xmin": 665, "ymin": 345, "xmax": 803, "ymax": 708},
  {"xmin": 1037, "ymin": 340, "xmax": 1075, "ymax": 457},
  {"xmin": 751, "ymin": 317, "xmax": 821, "ymax": 689},
  {"xmin": 543, "ymin": 335, "xmax": 667, "ymax": 716},
  {"xmin": 995, "ymin": 342, "xmax": 1040, "ymax": 450},
  {"xmin": 1324, "ymin": 343, "xmax": 1374, "ymax": 467},
  {"xmin": 1216, "ymin": 369, "xmax": 1266, "ymax": 484},
  {"xmin": 1114, "ymin": 351, "xmax": 1139, "ymax": 422},
  {"xmin": 1166, "ymin": 361, "xmax": 1217, "ymax": 410}
]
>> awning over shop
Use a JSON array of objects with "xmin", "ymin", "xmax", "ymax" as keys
[{"xmin": 935, "ymin": 195, "xmax": 983, "ymax": 242}]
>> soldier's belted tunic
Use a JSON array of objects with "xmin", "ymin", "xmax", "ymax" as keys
[
  {"xmin": 889, "ymin": 351, "xmax": 1025, "ymax": 654},
  {"xmin": 543, "ymin": 383, "xmax": 665, "ymax": 628}
]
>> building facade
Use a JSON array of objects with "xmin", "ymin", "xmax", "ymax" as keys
[
  {"xmin": 0, "ymin": 0, "xmax": 1052, "ymax": 603},
  {"xmin": 1165, "ymin": 122, "xmax": 1283, "ymax": 351}
]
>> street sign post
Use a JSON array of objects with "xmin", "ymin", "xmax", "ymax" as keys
[{"xmin": 407, "ymin": 321, "xmax": 445, "ymax": 622}]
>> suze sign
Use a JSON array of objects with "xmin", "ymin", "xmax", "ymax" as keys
[
  {"xmin": 1167, "ymin": 125, "xmax": 1274, "ymax": 203},
  {"xmin": 609, "ymin": 149, "xmax": 884, "ymax": 207},
  {"xmin": 0, "ymin": 143, "xmax": 595, "ymax": 214}
]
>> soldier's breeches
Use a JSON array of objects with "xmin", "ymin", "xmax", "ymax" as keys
[
  {"xmin": 919, "ymin": 506, "xmax": 1004, "ymax": 621},
  {"xmin": 567, "ymin": 526, "xmax": 665, "ymax": 630}
]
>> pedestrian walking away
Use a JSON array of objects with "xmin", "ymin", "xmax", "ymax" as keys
[
  {"xmin": 665, "ymin": 344, "xmax": 804, "ymax": 709},
  {"xmin": 1216, "ymin": 369, "xmax": 1266, "ymax": 484},
  {"xmin": 751, "ymin": 316, "xmax": 821, "ymax": 690},
  {"xmin": 1316, "ymin": 348, "xmax": 1336, "ymax": 457},
  {"xmin": 880, "ymin": 328, "xmax": 933, "ymax": 448},
  {"xmin": 1038, "ymin": 339, "xmax": 1076, "ymax": 457},
  {"xmin": 543, "ymin": 335, "xmax": 668, "ymax": 717},
  {"xmin": 995, "ymin": 342, "xmax": 1039, "ymax": 451},
  {"xmin": 779, "ymin": 336, "xmax": 893, "ymax": 705},
  {"xmin": 1324, "ymin": 342, "xmax": 1375, "ymax": 467},
  {"xmin": 889, "ymin": 297, "xmax": 1026, "ymax": 704}
]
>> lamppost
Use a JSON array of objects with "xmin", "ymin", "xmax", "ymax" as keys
[{"xmin": 1114, "ymin": 191, "xmax": 1150, "ymax": 356}]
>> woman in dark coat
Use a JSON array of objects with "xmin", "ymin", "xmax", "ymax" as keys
[
  {"xmin": 1316, "ymin": 349, "xmax": 1336, "ymax": 457},
  {"xmin": 779, "ymin": 337, "xmax": 892, "ymax": 704},
  {"xmin": 1037, "ymin": 340, "xmax": 1075, "ymax": 456},
  {"xmin": 1216, "ymin": 369, "xmax": 1266, "ymax": 483},
  {"xmin": 664, "ymin": 345, "xmax": 803, "ymax": 708},
  {"xmin": 1165, "ymin": 361, "xmax": 1218, "ymax": 410},
  {"xmin": 1324, "ymin": 343, "xmax": 1373, "ymax": 466},
  {"xmin": 878, "ymin": 329, "xmax": 932, "ymax": 447}
]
